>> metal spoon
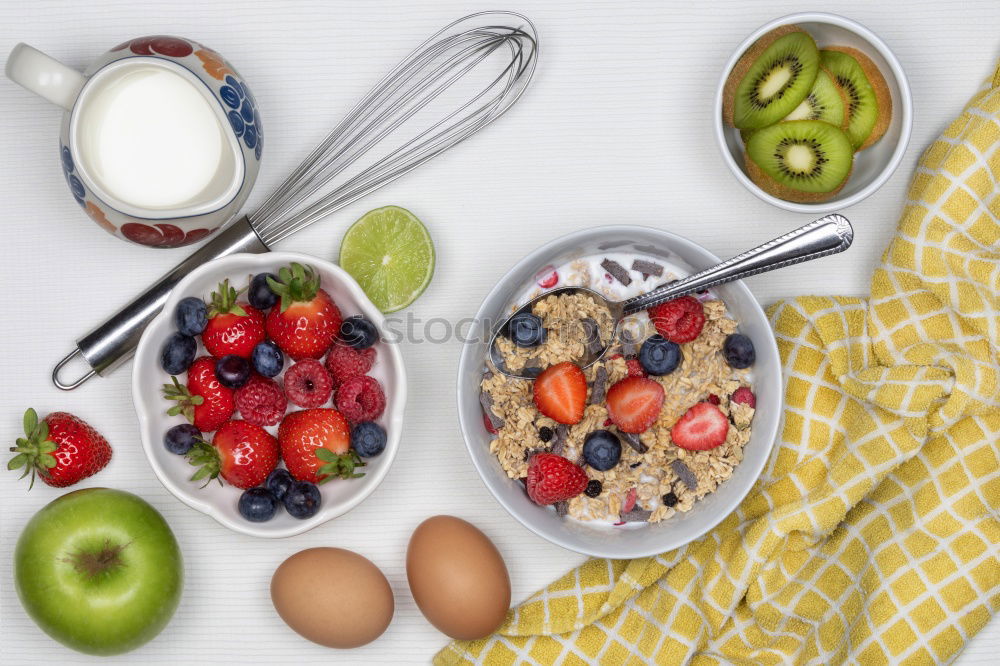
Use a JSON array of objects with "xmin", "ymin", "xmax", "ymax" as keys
[{"xmin": 489, "ymin": 213, "xmax": 854, "ymax": 379}]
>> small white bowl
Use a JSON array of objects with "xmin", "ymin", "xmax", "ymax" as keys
[
  {"xmin": 456, "ymin": 225, "xmax": 782, "ymax": 559},
  {"xmin": 133, "ymin": 251, "xmax": 406, "ymax": 538},
  {"xmin": 714, "ymin": 12, "xmax": 912, "ymax": 213}
]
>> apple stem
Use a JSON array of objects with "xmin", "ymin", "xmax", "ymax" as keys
[{"xmin": 63, "ymin": 539, "xmax": 130, "ymax": 578}]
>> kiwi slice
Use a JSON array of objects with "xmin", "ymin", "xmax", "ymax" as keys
[
  {"xmin": 723, "ymin": 25, "xmax": 820, "ymax": 130},
  {"xmin": 744, "ymin": 120, "xmax": 854, "ymax": 202},
  {"xmin": 782, "ymin": 68, "xmax": 847, "ymax": 126},
  {"xmin": 821, "ymin": 47, "xmax": 892, "ymax": 150}
]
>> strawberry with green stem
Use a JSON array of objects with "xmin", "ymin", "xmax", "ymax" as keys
[
  {"xmin": 278, "ymin": 408, "xmax": 364, "ymax": 483},
  {"xmin": 202, "ymin": 279, "xmax": 265, "ymax": 358},
  {"xmin": 162, "ymin": 356, "xmax": 234, "ymax": 432},
  {"xmin": 8, "ymin": 408, "xmax": 112, "ymax": 489},
  {"xmin": 266, "ymin": 263, "xmax": 342, "ymax": 360},
  {"xmin": 186, "ymin": 420, "xmax": 279, "ymax": 489}
]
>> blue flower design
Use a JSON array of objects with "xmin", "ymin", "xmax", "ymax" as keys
[
  {"xmin": 217, "ymin": 75, "xmax": 261, "ymax": 161},
  {"xmin": 60, "ymin": 144, "xmax": 86, "ymax": 207}
]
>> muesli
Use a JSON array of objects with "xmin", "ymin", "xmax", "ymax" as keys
[{"xmin": 481, "ymin": 253, "xmax": 757, "ymax": 525}]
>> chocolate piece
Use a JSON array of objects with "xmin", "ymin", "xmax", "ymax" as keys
[
  {"xmin": 620, "ymin": 431, "xmax": 648, "ymax": 454},
  {"xmin": 580, "ymin": 317, "xmax": 604, "ymax": 356},
  {"xmin": 619, "ymin": 329, "xmax": 638, "ymax": 358},
  {"xmin": 621, "ymin": 508, "xmax": 652, "ymax": 522},
  {"xmin": 482, "ymin": 368, "xmax": 494, "ymax": 381},
  {"xmin": 629, "ymin": 461, "xmax": 642, "ymax": 469},
  {"xmin": 670, "ymin": 459, "xmax": 698, "ymax": 491},
  {"xmin": 479, "ymin": 391, "xmax": 504, "ymax": 430},
  {"xmin": 550, "ymin": 425, "xmax": 569, "ymax": 457},
  {"xmin": 631, "ymin": 259, "xmax": 664, "ymax": 277},
  {"xmin": 589, "ymin": 366, "xmax": 608, "ymax": 405},
  {"xmin": 601, "ymin": 258, "xmax": 632, "ymax": 286},
  {"xmin": 554, "ymin": 501, "xmax": 569, "ymax": 517},
  {"xmin": 523, "ymin": 365, "xmax": 543, "ymax": 379}
]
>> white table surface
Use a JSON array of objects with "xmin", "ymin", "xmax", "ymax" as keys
[{"xmin": 1, "ymin": 1, "xmax": 997, "ymax": 663}]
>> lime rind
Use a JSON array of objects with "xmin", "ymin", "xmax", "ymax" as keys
[{"xmin": 339, "ymin": 206, "xmax": 435, "ymax": 313}]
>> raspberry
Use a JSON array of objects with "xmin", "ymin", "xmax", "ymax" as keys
[
  {"xmin": 284, "ymin": 359, "xmax": 333, "ymax": 408},
  {"xmin": 336, "ymin": 375, "xmax": 386, "ymax": 422},
  {"xmin": 235, "ymin": 376, "xmax": 287, "ymax": 426},
  {"xmin": 625, "ymin": 358, "xmax": 645, "ymax": 377},
  {"xmin": 325, "ymin": 343, "xmax": 376, "ymax": 388},
  {"xmin": 707, "ymin": 394, "xmax": 721, "ymax": 405},
  {"xmin": 647, "ymin": 296, "xmax": 705, "ymax": 344},
  {"xmin": 731, "ymin": 386, "xmax": 756, "ymax": 408}
]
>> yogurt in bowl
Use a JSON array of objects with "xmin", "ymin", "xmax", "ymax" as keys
[{"xmin": 457, "ymin": 225, "xmax": 781, "ymax": 559}]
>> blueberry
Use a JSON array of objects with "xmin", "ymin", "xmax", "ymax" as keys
[
  {"xmin": 238, "ymin": 487, "xmax": 279, "ymax": 522},
  {"xmin": 583, "ymin": 430, "xmax": 622, "ymax": 471},
  {"xmin": 251, "ymin": 340, "xmax": 284, "ymax": 377},
  {"xmin": 284, "ymin": 480, "xmax": 322, "ymax": 519},
  {"xmin": 639, "ymin": 334, "xmax": 681, "ymax": 375},
  {"xmin": 164, "ymin": 423, "xmax": 201, "ymax": 455},
  {"xmin": 723, "ymin": 333, "xmax": 756, "ymax": 369},
  {"xmin": 175, "ymin": 297, "xmax": 208, "ymax": 336},
  {"xmin": 161, "ymin": 333, "xmax": 196, "ymax": 374},
  {"xmin": 248, "ymin": 273, "xmax": 279, "ymax": 311},
  {"xmin": 339, "ymin": 315, "xmax": 379, "ymax": 349},
  {"xmin": 215, "ymin": 354, "xmax": 250, "ymax": 389},
  {"xmin": 265, "ymin": 468, "xmax": 294, "ymax": 501},
  {"xmin": 351, "ymin": 422, "xmax": 387, "ymax": 458},
  {"xmin": 508, "ymin": 312, "xmax": 546, "ymax": 347}
]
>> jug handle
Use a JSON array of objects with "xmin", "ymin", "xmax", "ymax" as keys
[{"xmin": 6, "ymin": 43, "xmax": 86, "ymax": 110}]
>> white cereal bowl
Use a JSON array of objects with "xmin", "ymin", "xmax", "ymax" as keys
[
  {"xmin": 133, "ymin": 251, "xmax": 406, "ymax": 538},
  {"xmin": 714, "ymin": 12, "xmax": 912, "ymax": 213},
  {"xmin": 456, "ymin": 225, "xmax": 782, "ymax": 559}
]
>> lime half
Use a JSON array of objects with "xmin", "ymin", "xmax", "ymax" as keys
[{"xmin": 339, "ymin": 206, "xmax": 435, "ymax": 313}]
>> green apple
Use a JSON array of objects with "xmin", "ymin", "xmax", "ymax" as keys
[{"xmin": 14, "ymin": 488, "xmax": 183, "ymax": 655}]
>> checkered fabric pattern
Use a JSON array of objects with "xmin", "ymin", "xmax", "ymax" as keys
[{"xmin": 436, "ymin": 61, "xmax": 1000, "ymax": 665}]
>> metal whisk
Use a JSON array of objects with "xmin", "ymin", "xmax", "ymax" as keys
[{"xmin": 53, "ymin": 11, "xmax": 538, "ymax": 389}]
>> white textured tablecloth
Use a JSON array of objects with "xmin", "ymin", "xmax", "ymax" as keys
[{"xmin": 1, "ymin": 1, "xmax": 997, "ymax": 663}]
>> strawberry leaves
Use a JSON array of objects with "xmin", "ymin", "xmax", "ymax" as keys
[
  {"xmin": 162, "ymin": 376, "xmax": 204, "ymax": 423},
  {"xmin": 267, "ymin": 262, "xmax": 320, "ymax": 313},
  {"xmin": 314, "ymin": 447, "xmax": 365, "ymax": 482},
  {"xmin": 185, "ymin": 440, "xmax": 223, "ymax": 487},
  {"xmin": 207, "ymin": 278, "xmax": 247, "ymax": 318},
  {"xmin": 8, "ymin": 408, "xmax": 58, "ymax": 490}
]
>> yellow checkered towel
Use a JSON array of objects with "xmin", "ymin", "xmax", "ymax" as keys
[{"xmin": 437, "ymin": 61, "xmax": 1000, "ymax": 665}]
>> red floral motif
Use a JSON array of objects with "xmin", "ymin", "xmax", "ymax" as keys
[
  {"xmin": 121, "ymin": 223, "xmax": 213, "ymax": 248},
  {"xmin": 112, "ymin": 36, "xmax": 193, "ymax": 58},
  {"xmin": 84, "ymin": 201, "xmax": 117, "ymax": 235}
]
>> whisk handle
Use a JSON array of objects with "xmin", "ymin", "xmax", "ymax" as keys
[{"xmin": 52, "ymin": 217, "xmax": 269, "ymax": 390}]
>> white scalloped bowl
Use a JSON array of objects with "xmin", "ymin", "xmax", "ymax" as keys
[
  {"xmin": 457, "ymin": 225, "xmax": 782, "ymax": 559},
  {"xmin": 133, "ymin": 251, "xmax": 406, "ymax": 538}
]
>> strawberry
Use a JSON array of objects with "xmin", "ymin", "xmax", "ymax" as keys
[
  {"xmin": 202, "ymin": 279, "xmax": 265, "ymax": 358},
  {"xmin": 8, "ymin": 408, "xmax": 111, "ymax": 488},
  {"xmin": 162, "ymin": 356, "xmax": 235, "ymax": 432},
  {"xmin": 278, "ymin": 408, "xmax": 363, "ymax": 483},
  {"xmin": 525, "ymin": 453, "xmax": 588, "ymax": 505},
  {"xmin": 648, "ymin": 296, "xmax": 705, "ymax": 344},
  {"xmin": 265, "ymin": 263, "xmax": 342, "ymax": 360},
  {"xmin": 533, "ymin": 362, "xmax": 587, "ymax": 425},
  {"xmin": 670, "ymin": 402, "xmax": 729, "ymax": 450},
  {"xmin": 186, "ymin": 419, "xmax": 279, "ymax": 488},
  {"xmin": 606, "ymin": 377, "xmax": 664, "ymax": 433}
]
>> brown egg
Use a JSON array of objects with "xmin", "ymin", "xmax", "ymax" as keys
[
  {"xmin": 406, "ymin": 515, "xmax": 511, "ymax": 640},
  {"xmin": 270, "ymin": 547, "xmax": 393, "ymax": 648}
]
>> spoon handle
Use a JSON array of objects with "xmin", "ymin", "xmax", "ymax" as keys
[{"xmin": 621, "ymin": 214, "xmax": 854, "ymax": 315}]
